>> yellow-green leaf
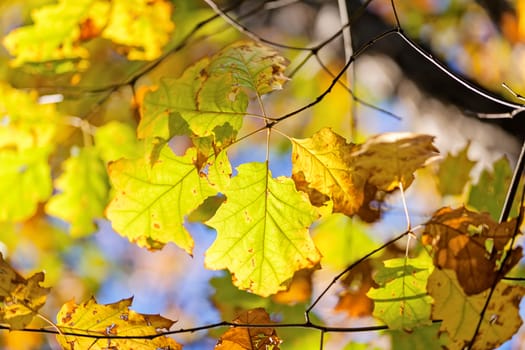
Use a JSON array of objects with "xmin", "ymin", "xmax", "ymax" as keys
[
  {"xmin": 0, "ymin": 82, "xmax": 60, "ymax": 150},
  {"xmin": 367, "ymin": 256, "xmax": 433, "ymax": 331},
  {"xmin": 46, "ymin": 147, "xmax": 109, "ymax": 237},
  {"xmin": 56, "ymin": 297, "xmax": 181, "ymax": 350},
  {"xmin": 0, "ymin": 147, "xmax": 52, "ymax": 221},
  {"xmin": 205, "ymin": 162, "xmax": 320, "ymax": 297},
  {"xmin": 94, "ymin": 121, "xmax": 142, "ymax": 164},
  {"xmin": 106, "ymin": 146, "xmax": 216, "ymax": 253},
  {"xmin": 101, "ymin": 0, "xmax": 174, "ymax": 61},
  {"xmin": 437, "ymin": 143, "xmax": 475, "ymax": 196},
  {"xmin": 0, "ymin": 253, "xmax": 50, "ymax": 329},
  {"xmin": 428, "ymin": 268, "xmax": 525, "ymax": 350}
]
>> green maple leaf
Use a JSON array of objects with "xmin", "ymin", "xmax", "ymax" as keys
[
  {"xmin": 0, "ymin": 147, "xmax": 52, "ymax": 221},
  {"xmin": 367, "ymin": 256, "xmax": 433, "ymax": 331},
  {"xmin": 106, "ymin": 146, "xmax": 215, "ymax": 253},
  {"xmin": 46, "ymin": 147, "xmax": 108, "ymax": 237},
  {"xmin": 205, "ymin": 162, "xmax": 320, "ymax": 297},
  {"xmin": 139, "ymin": 41, "xmax": 289, "ymax": 151},
  {"xmin": 428, "ymin": 268, "xmax": 525, "ymax": 350}
]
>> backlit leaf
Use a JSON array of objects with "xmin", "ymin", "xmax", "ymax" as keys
[
  {"xmin": 428, "ymin": 268, "xmax": 525, "ymax": 350},
  {"xmin": 46, "ymin": 147, "xmax": 109, "ymax": 237},
  {"xmin": 367, "ymin": 256, "xmax": 433, "ymax": 331},
  {"xmin": 468, "ymin": 157, "xmax": 517, "ymax": 220},
  {"xmin": 390, "ymin": 323, "xmax": 449, "ymax": 350},
  {"xmin": 139, "ymin": 41, "xmax": 289, "ymax": 150},
  {"xmin": 0, "ymin": 82, "xmax": 60, "ymax": 150},
  {"xmin": 437, "ymin": 143, "xmax": 475, "ymax": 196},
  {"xmin": 101, "ymin": 0, "xmax": 175, "ymax": 61},
  {"xmin": 94, "ymin": 121, "xmax": 142, "ymax": 164},
  {"xmin": 292, "ymin": 129, "xmax": 437, "ymax": 221},
  {"xmin": 0, "ymin": 253, "xmax": 50, "ymax": 329},
  {"xmin": 335, "ymin": 260, "xmax": 377, "ymax": 318},
  {"xmin": 422, "ymin": 206, "xmax": 522, "ymax": 295},
  {"xmin": 216, "ymin": 308, "xmax": 281, "ymax": 350},
  {"xmin": 205, "ymin": 162, "xmax": 320, "ymax": 297},
  {"xmin": 0, "ymin": 147, "xmax": 52, "ymax": 222},
  {"xmin": 106, "ymin": 146, "xmax": 216, "ymax": 253},
  {"xmin": 56, "ymin": 297, "xmax": 180, "ymax": 350},
  {"xmin": 3, "ymin": 0, "xmax": 175, "ymax": 69}
]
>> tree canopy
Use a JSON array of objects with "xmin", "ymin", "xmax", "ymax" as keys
[{"xmin": 1, "ymin": 1, "xmax": 525, "ymax": 349}]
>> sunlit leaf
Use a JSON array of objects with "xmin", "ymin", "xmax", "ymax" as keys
[
  {"xmin": 0, "ymin": 82, "xmax": 60, "ymax": 150},
  {"xmin": 94, "ymin": 121, "xmax": 142, "ymax": 164},
  {"xmin": 216, "ymin": 308, "xmax": 281, "ymax": 350},
  {"xmin": 468, "ymin": 157, "xmax": 518, "ymax": 220},
  {"xmin": 3, "ymin": 0, "xmax": 174, "ymax": 70},
  {"xmin": 139, "ymin": 41, "xmax": 289, "ymax": 151},
  {"xmin": 427, "ymin": 268, "xmax": 525, "ymax": 350},
  {"xmin": 46, "ymin": 147, "xmax": 108, "ymax": 237},
  {"xmin": 205, "ymin": 162, "xmax": 320, "ymax": 297},
  {"xmin": 56, "ymin": 297, "xmax": 180, "ymax": 350},
  {"xmin": 106, "ymin": 146, "xmax": 216, "ymax": 253},
  {"xmin": 0, "ymin": 253, "xmax": 50, "ymax": 329},
  {"xmin": 390, "ymin": 323, "xmax": 449, "ymax": 350},
  {"xmin": 0, "ymin": 147, "xmax": 52, "ymax": 221},
  {"xmin": 292, "ymin": 129, "xmax": 437, "ymax": 222},
  {"xmin": 367, "ymin": 256, "xmax": 433, "ymax": 331},
  {"xmin": 422, "ymin": 206, "xmax": 522, "ymax": 295},
  {"xmin": 101, "ymin": 0, "xmax": 175, "ymax": 60},
  {"xmin": 437, "ymin": 143, "xmax": 475, "ymax": 196}
]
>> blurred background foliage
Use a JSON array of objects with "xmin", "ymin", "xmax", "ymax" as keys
[{"xmin": 0, "ymin": 0, "xmax": 525, "ymax": 349}]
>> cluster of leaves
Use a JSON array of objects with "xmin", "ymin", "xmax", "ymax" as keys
[{"xmin": 0, "ymin": 1, "xmax": 524, "ymax": 349}]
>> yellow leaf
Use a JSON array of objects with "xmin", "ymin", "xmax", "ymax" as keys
[
  {"xmin": 56, "ymin": 297, "xmax": 181, "ymax": 350},
  {"xmin": 216, "ymin": 308, "xmax": 281, "ymax": 350},
  {"xmin": 428, "ymin": 269, "xmax": 525, "ymax": 349},
  {"xmin": 0, "ymin": 254, "xmax": 50, "ymax": 329}
]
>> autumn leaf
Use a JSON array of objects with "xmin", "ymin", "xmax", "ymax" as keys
[
  {"xmin": 390, "ymin": 323, "xmax": 449, "ymax": 350},
  {"xmin": 46, "ymin": 147, "xmax": 108, "ymax": 237},
  {"xmin": 3, "ymin": 0, "xmax": 174, "ymax": 70},
  {"xmin": 427, "ymin": 268, "xmax": 525, "ymax": 350},
  {"xmin": 0, "ymin": 254, "xmax": 50, "ymax": 329},
  {"xmin": 139, "ymin": 41, "xmax": 288, "ymax": 152},
  {"xmin": 367, "ymin": 256, "xmax": 433, "ymax": 331},
  {"xmin": 94, "ymin": 121, "xmax": 143, "ymax": 164},
  {"xmin": 56, "ymin": 297, "xmax": 180, "ymax": 350},
  {"xmin": 101, "ymin": 0, "xmax": 175, "ymax": 60},
  {"xmin": 106, "ymin": 146, "xmax": 216, "ymax": 253},
  {"xmin": 0, "ymin": 147, "xmax": 53, "ymax": 222},
  {"xmin": 205, "ymin": 162, "xmax": 321, "ymax": 297},
  {"xmin": 216, "ymin": 308, "xmax": 281, "ymax": 350},
  {"xmin": 292, "ymin": 128, "xmax": 437, "ymax": 221},
  {"xmin": 335, "ymin": 260, "xmax": 377, "ymax": 318},
  {"xmin": 422, "ymin": 206, "xmax": 522, "ymax": 295},
  {"xmin": 437, "ymin": 142, "xmax": 475, "ymax": 196}
]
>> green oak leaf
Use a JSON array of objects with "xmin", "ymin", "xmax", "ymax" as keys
[
  {"xmin": 437, "ymin": 143, "xmax": 475, "ymax": 196},
  {"xmin": 46, "ymin": 147, "xmax": 109, "ymax": 237},
  {"xmin": 0, "ymin": 147, "xmax": 52, "ymax": 222},
  {"xmin": 205, "ymin": 162, "xmax": 320, "ymax": 297},
  {"xmin": 106, "ymin": 146, "xmax": 216, "ymax": 253},
  {"xmin": 367, "ymin": 256, "xmax": 433, "ymax": 331}
]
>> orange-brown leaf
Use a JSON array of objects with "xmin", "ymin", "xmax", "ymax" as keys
[
  {"xmin": 423, "ymin": 206, "xmax": 522, "ymax": 295},
  {"xmin": 216, "ymin": 308, "xmax": 281, "ymax": 350}
]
